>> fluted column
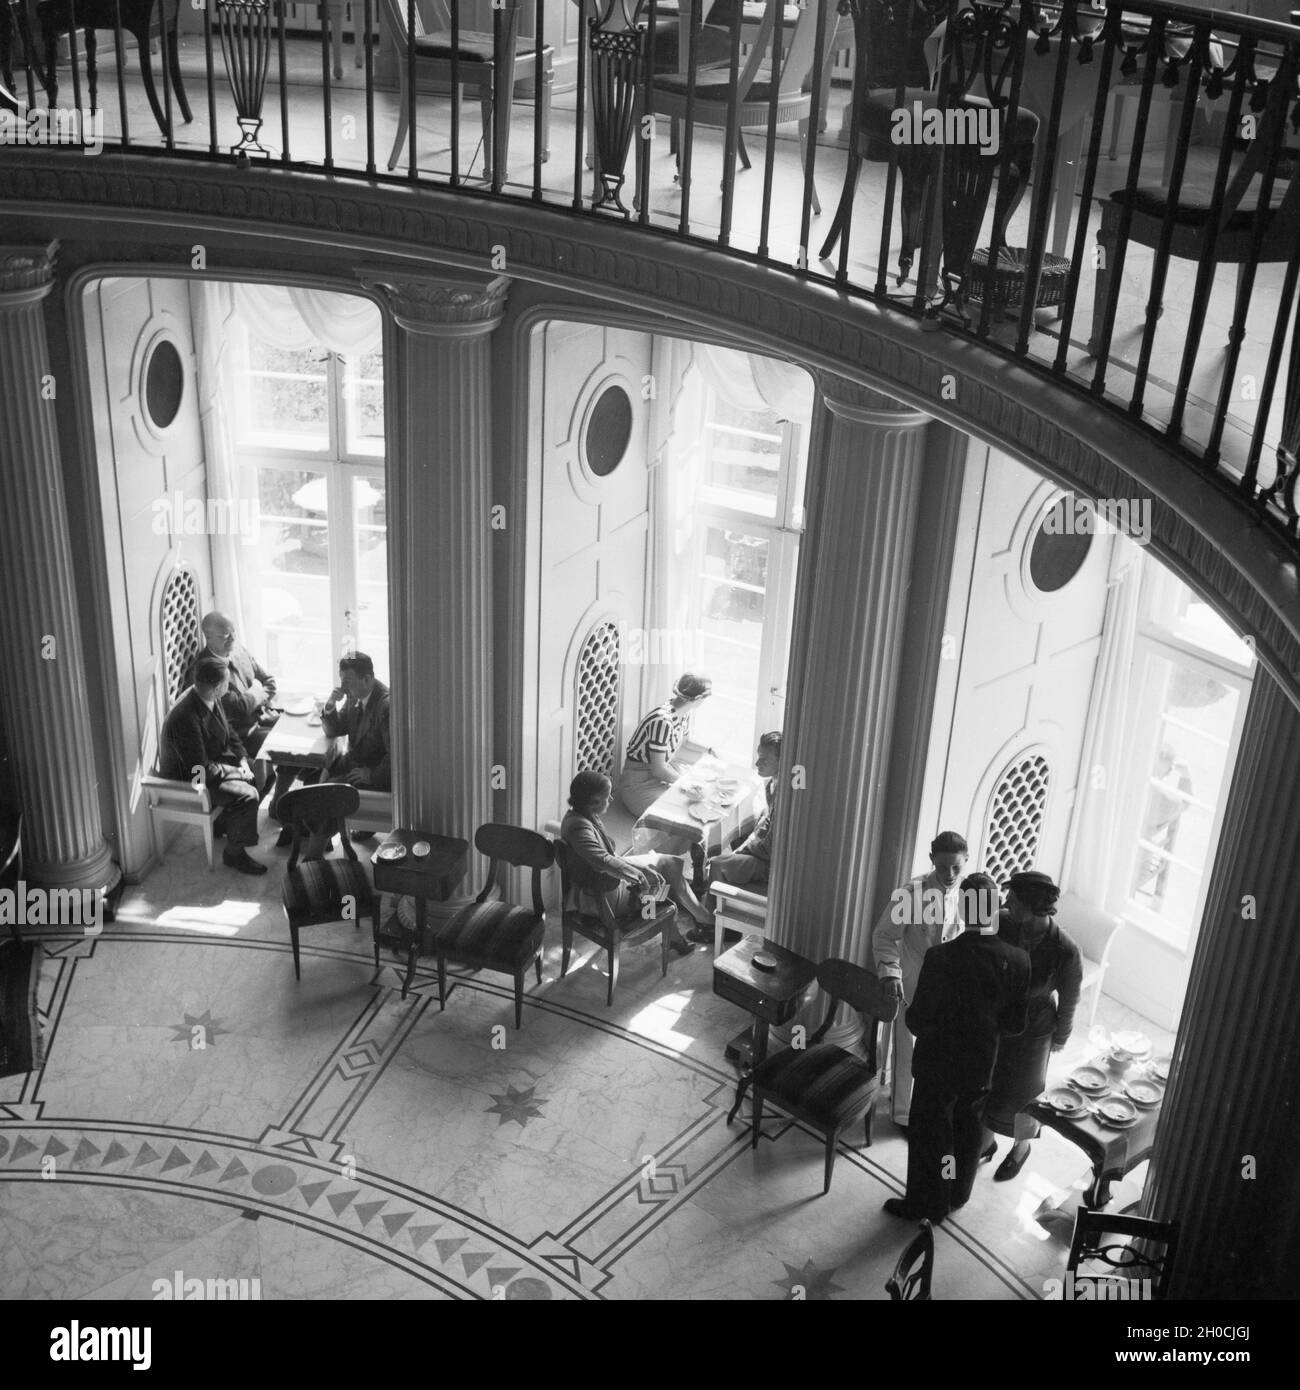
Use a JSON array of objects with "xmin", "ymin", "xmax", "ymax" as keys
[
  {"xmin": 1143, "ymin": 670, "xmax": 1300, "ymax": 1299},
  {"xmin": 766, "ymin": 376, "xmax": 954, "ymax": 1047},
  {"xmin": 357, "ymin": 270, "xmax": 508, "ymax": 877},
  {"xmin": 0, "ymin": 245, "xmax": 117, "ymax": 892}
]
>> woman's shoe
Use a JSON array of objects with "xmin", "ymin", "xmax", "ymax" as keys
[
  {"xmin": 669, "ymin": 936, "xmax": 696, "ymax": 957},
  {"xmin": 979, "ymin": 1140, "xmax": 997, "ymax": 1164},
  {"xmin": 993, "ymin": 1143, "xmax": 1030, "ymax": 1182}
]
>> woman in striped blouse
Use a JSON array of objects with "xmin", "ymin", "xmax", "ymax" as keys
[{"xmin": 617, "ymin": 672, "xmax": 713, "ymax": 818}]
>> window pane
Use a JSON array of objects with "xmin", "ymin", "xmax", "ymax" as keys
[
  {"xmin": 689, "ymin": 524, "xmax": 767, "ymax": 761},
  {"xmin": 353, "ymin": 476, "xmax": 389, "ymax": 684},
  {"xmin": 1146, "ymin": 565, "xmax": 1253, "ymax": 665},
  {"xmin": 344, "ymin": 351, "xmax": 385, "ymax": 457},
  {"xmin": 241, "ymin": 343, "xmax": 329, "ymax": 450},
  {"xmin": 1128, "ymin": 654, "xmax": 1241, "ymax": 943},
  {"xmin": 255, "ymin": 468, "xmax": 333, "ymax": 684},
  {"xmin": 701, "ymin": 397, "xmax": 782, "ymax": 517}
]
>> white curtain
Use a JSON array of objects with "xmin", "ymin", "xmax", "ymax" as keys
[
  {"xmin": 231, "ymin": 283, "xmax": 383, "ymax": 356},
  {"xmin": 691, "ymin": 343, "xmax": 814, "ymax": 424},
  {"xmin": 1062, "ymin": 534, "xmax": 1146, "ymax": 903},
  {"xmin": 189, "ymin": 280, "xmax": 251, "ymax": 644}
]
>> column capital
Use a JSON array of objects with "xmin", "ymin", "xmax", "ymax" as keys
[
  {"xmin": 356, "ymin": 268, "xmax": 509, "ymax": 337},
  {"xmin": 815, "ymin": 371, "xmax": 930, "ymax": 427},
  {"xmin": 0, "ymin": 242, "xmax": 59, "ymax": 305}
]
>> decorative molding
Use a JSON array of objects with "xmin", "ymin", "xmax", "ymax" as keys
[
  {"xmin": 0, "ymin": 241, "xmax": 59, "ymax": 301},
  {"xmin": 355, "ymin": 268, "xmax": 510, "ymax": 336},
  {"xmin": 2, "ymin": 156, "xmax": 1298, "ymax": 701},
  {"xmin": 816, "ymin": 372, "xmax": 929, "ymax": 426}
]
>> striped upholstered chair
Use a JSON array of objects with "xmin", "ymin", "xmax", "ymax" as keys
[
  {"xmin": 425, "ymin": 825, "xmax": 553, "ymax": 1029},
  {"xmin": 279, "ymin": 784, "xmax": 381, "ymax": 980},
  {"xmin": 745, "ymin": 957, "xmax": 898, "ymax": 1193}
]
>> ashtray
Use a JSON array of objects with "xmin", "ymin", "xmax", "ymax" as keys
[
  {"xmin": 752, "ymin": 952, "xmax": 778, "ymax": 972},
  {"xmin": 376, "ymin": 844, "xmax": 408, "ymax": 862},
  {"xmin": 412, "ymin": 841, "xmax": 431, "ymax": 858}
]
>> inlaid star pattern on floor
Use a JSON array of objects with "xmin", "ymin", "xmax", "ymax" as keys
[
  {"xmin": 167, "ymin": 1011, "xmax": 231, "ymax": 1048},
  {"xmin": 773, "ymin": 1258, "xmax": 846, "ymax": 1301},
  {"xmin": 484, "ymin": 1084, "xmax": 547, "ymax": 1129}
]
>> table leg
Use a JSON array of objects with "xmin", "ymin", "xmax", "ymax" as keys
[
  {"xmin": 1049, "ymin": 122, "xmax": 1084, "ymax": 262},
  {"xmin": 1084, "ymin": 1169, "xmax": 1114, "ymax": 1209},
  {"xmin": 401, "ymin": 895, "xmax": 425, "ymax": 999}
]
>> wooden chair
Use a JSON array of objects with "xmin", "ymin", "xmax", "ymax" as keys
[
  {"xmin": 553, "ymin": 838, "xmax": 676, "ymax": 1006},
  {"xmin": 820, "ymin": 0, "xmax": 1038, "ymax": 284},
  {"xmin": 746, "ymin": 956, "xmax": 897, "ymax": 1193},
  {"xmin": 1065, "ymin": 1210, "xmax": 1180, "ymax": 1300},
  {"xmin": 379, "ymin": 0, "xmax": 553, "ymax": 179},
  {"xmin": 1090, "ymin": 59, "xmax": 1298, "ymax": 358},
  {"xmin": 886, "ymin": 1218, "xmax": 935, "ymax": 1299},
  {"xmin": 425, "ymin": 824, "xmax": 553, "ymax": 1029},
  {"xmin": 710, "ymin": 880, "xmax": 767, "ymax": 956},
  {"xmin": 32, "ymin": 0, "xmax": 192, "ymax": 133},
  {"xmin": 143, "ymin": 564, "xmax": 221, "ymax": 870},
  {"xmin": 1058, "ymin": 892, "xmax": 1126, "ymax": 1028},
  {"xmin": 279, "ymin": 783, "xmax": 381, "ymax": 980},
  {"xmin": 648, "ymin": 0, "xmax": 843, "ymax": 211}
]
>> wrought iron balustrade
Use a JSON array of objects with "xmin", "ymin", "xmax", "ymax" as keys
[{"xmin": 0, "ymin": 0, "xmax": 1297, "ymax": 543}]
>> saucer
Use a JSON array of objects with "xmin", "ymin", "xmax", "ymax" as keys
[
  {"xmin": 281, "ymin": 697, "xmax": 314, "ymax": 716},
  {"xmin": 376, "ymin": 844, "xmax": 408, "ymax": 862},
  {"xmin": 688, "ymin": 802, "xmax": 723, "ymax": 823},
  {"xmin": 1045, "ymin": 1085, "xmax": 1088, "ymax": 1116},
  {"xmin": 1069, "ymin": 1065, "xmax": 1110, "ymax": 1093},
  {"xmin": 1095, "ymin": 1096, "xmax": 1139, "ymax": 1126},
  {"xmin": 1123, "ymin": 1078, "xmax": 1164, "ymax": 1108}
]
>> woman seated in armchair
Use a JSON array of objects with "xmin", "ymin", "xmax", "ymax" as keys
[{"xmin": 561, "ymin": 771, "xmax": 714, "ymax": 955}]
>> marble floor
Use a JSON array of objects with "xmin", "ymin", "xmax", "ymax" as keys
[{"xmin": 1, "ymin": 815, "xmax": 1175, "ymax": 1301}]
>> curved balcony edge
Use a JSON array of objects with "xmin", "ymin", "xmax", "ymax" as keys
[{"xmin": 2, "ymin": 149, "xmax": 1297, "ymax": 703}]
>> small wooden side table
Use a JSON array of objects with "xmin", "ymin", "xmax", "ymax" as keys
[
  {"xmin": 370, "ymin": 829, "xmax": 469, "ymax": 998},
  {"xmin": 713, "ymin": 934, "xmax": 817, "ymax": 1123}
]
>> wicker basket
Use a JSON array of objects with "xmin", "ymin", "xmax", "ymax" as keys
[{"xmin": 967, "ymin": 247, "xmax": 1071, "ymax": 310}]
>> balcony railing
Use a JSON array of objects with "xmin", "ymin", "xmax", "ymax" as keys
[{"xmin": 1, "ymin": 0, "xmax": 1297, "ymax": 546}]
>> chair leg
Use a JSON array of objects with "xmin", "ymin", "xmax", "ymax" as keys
[
  {"xmin": 481, "ymin": 89, "xmax": 493, "ymax": 182},
  {"xmin": 606, "ymin": 942, "xmax": 618, "ymax": 1006},
  {"xmin": 534, "ymin": 950, "xmax": 542, "ymax": 986},
  {"xmin": 864, "ymin": 1099, "xmax": 876, "ymax": 1148},
  {"xmin": 750, "ymin": 1086, "xmax": 762, "ymax": 1148},
  {"xmin": 1089, "ymin": 203, "xmax": 1120, "ymax": 357},
  {"xmin": 291, "ymin": 921, "xmax": 301, "ymax": 980},
  {"xmin": 388, "ymin": 87, "xmax": 410, "ymax": 171},
  {"xmin": 167, "ymin": 30, "xmax": 192, "ymax": 122},
  {"xmin": 819, "ymin": 146, "xmax": 862, "ymax": 261},
  {"xmin": 560, "ymin": 923, "xmax": 572, "ymax": 977},
  {"xmin": 437, "ymin": 954, "xmax": 447, "ymax": 1012},
  {"xmin": 799, "ymin": 119, "xmax": 819, "ymax": 216},
  {"xmin": 372, "ymin": 905, "xmax": 381, "ymax": 968},
  {"xmin": 823, "ymin": 1132, "xmax": 838, "ymax": 1194},
  {"xmin": 202, "ymin": 820, "xmax": 214, "ymax": 871},
  {"xmin": 737, "ymin": 130, "xmax": 751, "ymax": 171},
  {"xmin": 514, "ymin": 971, "xmax": 524, "ymax": 1030}
]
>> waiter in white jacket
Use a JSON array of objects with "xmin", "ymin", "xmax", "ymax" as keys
[{"xmin": 872, "ymin": 830, "xmax": 970, "ymax": 1131}]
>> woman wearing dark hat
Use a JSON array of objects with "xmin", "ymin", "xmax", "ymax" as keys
[
  {"xmin": 616, "ymin": 673, "xmax": 714, "ymax": 818},
  {"xmin": 561, "ymin": 771, "xmax": 711, "ymax": 953},
  {"xmin": 980, "ymin": 871, "xmax": 1083, "ymax": 1181}
]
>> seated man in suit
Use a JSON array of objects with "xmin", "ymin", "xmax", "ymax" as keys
[
  {"xmin": 882, "ymin": 872, "xmax": 1029, "ymax": 1226},
  {"xmin": 185, "ymin": 611, "xmax": 281, "ymax": 796},
  {"xmin": 160, "ymin": 655, "xmax": 267, "ymax": 876},
  {"xmin": 706, "ymin": 730, "xmax": 781, "ymax": 891},
  {"xmin": 320, "ymin": 651, "xmax": 391, "ymax": 792}
]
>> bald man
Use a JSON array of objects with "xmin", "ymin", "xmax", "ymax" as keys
[{"xmin": 184, "ymin": 612, "xmax": 278, "ymax": 764}]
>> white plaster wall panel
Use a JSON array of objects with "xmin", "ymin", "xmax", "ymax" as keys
[
  {"xmin": 533, "ymin": 321, "xmax": 654, "ymax": 830},
  {"xmin": 934, "ymin": 450, "xmax": 1111, "ymax": 886},
  {"xmin": 84, "ymin": 276, "xmax": 208, "ymax": 875}
]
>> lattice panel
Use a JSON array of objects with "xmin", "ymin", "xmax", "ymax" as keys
[
  {"xmin": 984, "ymin": 753, "xmax": 1051, "ymax": 884},
  {"xmin": 574, "ymin": 621, "xmax": 621, "ymax": 777},
  {"xmin": 160, "ymin": 568, "xmax": 202, "ymax": 706}
]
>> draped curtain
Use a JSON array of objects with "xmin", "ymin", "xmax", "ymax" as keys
[
  {"xmin": 1062, "ymin": 534, "xmax": 1146, "ymax": 904},
  {"xmin": 191, "ymin": 282, "xmax": 383, "ymax": 661}
]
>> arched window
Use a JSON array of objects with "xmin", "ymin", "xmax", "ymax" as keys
[
  {"xmin": 159, "ymin": 566, "xmax": 203, "ymax": 707},
  {"xmin": 983, "ymin": 752, "xmax": 1052, "ymax": 885},
  {"xmin": 574, "ymin": 621, "xmax": 622, "ymax": 777}
]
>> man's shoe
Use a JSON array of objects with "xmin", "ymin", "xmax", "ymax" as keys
[
  {"xmin": 669, "ymin": 937, "xmax": 696, "ymax": 957},
  {"xmin": 993, "ymin": 1143, "xmax": 1030, "ymax": 1182},
  {"xmin": 223, "ymin": 849, "xmax": 268, "ymax": 876},
  {"xmin": 882, "ymin": 1198, "xmax": 939, "ymax": 1224},
  {"xmin": 212, "ymin": 814, "xmax": 228, "ymax": 840}
]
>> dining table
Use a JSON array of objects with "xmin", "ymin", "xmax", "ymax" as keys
[
  {"xmin": 258, "ymin": 698, "xmax": 339, "ymax": 778},
  {"xmin": 926, "ymin": 5, "xmax": 1227, "ymax": 261},
  {"xmin": 1025, "ymin": 1048, "xmax": 1167, "ymax": 1208},
  {"xmin": 633, "ymin": 752, "xmax": 761, "ymax": 857}
]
